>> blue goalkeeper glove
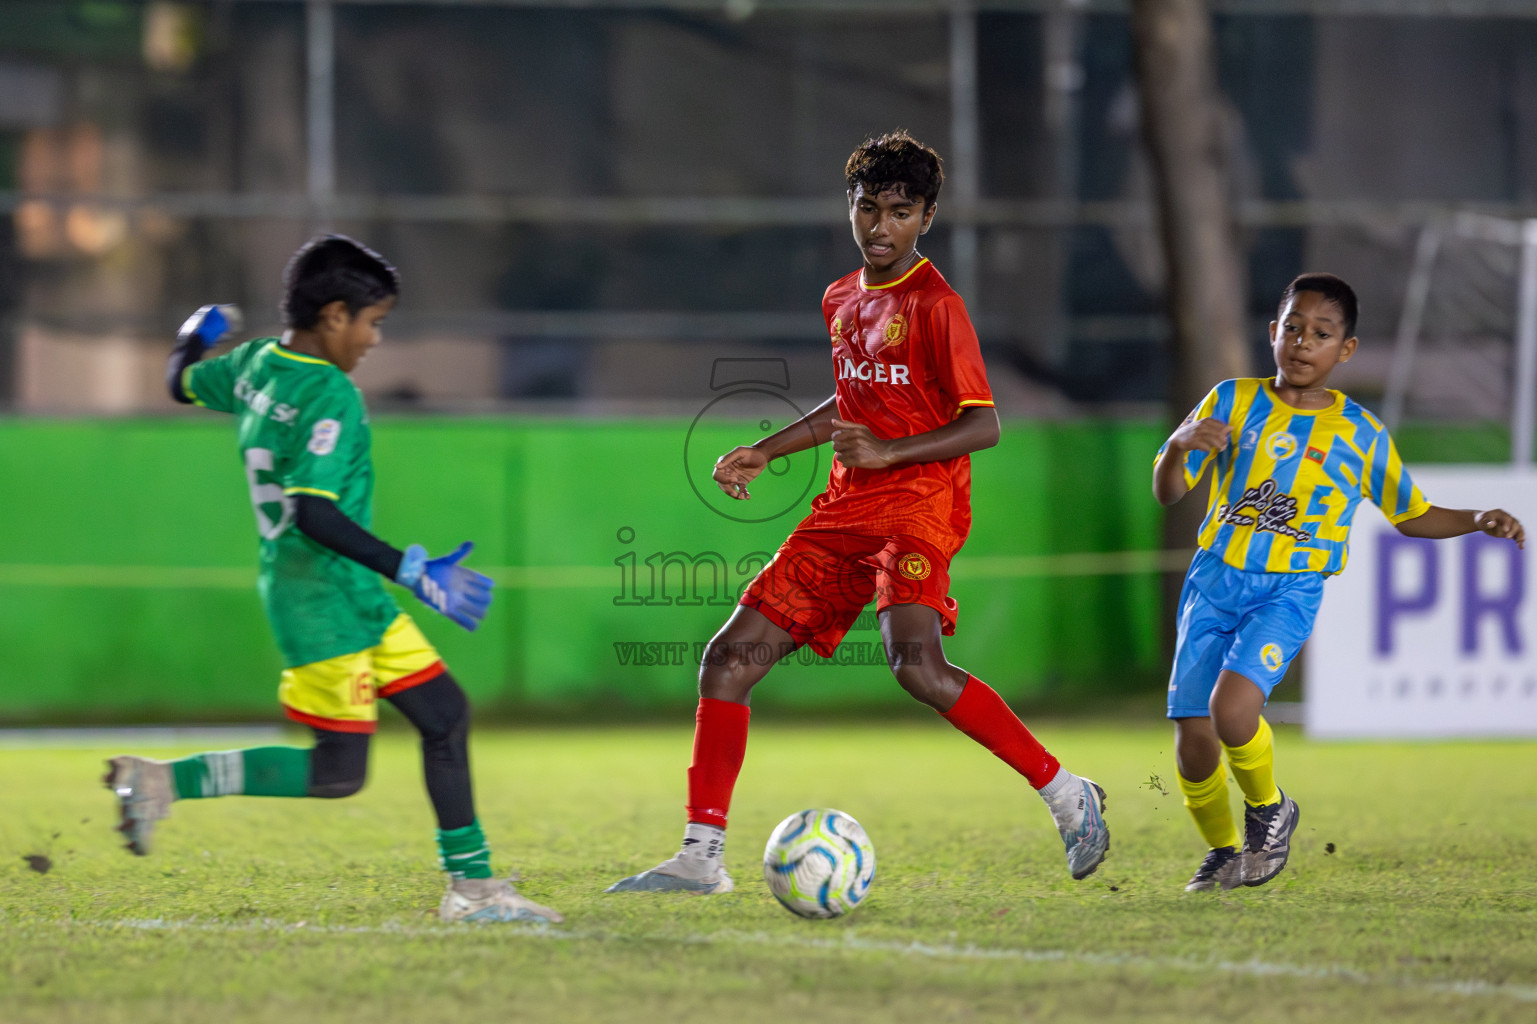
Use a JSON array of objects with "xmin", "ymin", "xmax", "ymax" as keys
[
  {"xmin": 396, "ymin": 541, "xmax": 493, "ymax": 631},
  {"xmin": 177, "ymin": 304, "xmax": 242, "ymax": 350}
]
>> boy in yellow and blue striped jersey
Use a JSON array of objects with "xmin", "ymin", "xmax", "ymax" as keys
[{"xmin": 1153, "ymin": 273, "xmax": 1525, "ymax": 893}]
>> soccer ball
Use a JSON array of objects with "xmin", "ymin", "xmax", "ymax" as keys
[{"xmin": 761, "ymin": 808, "xmax": 876, "ymax": 919}]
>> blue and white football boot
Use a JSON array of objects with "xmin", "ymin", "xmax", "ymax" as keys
[{"xmin": 1057, "ymin": 777, "xmax": 1111, "ymax": 880}]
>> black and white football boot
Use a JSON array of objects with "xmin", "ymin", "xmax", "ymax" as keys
[{"xmin": 1241, "ymin": 790, "xmax": 1299, "ymax": 887}]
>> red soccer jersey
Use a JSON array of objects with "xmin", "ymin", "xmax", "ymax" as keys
[{"xmin": 797, "ymin": 258, "xmax": 995, "ymax": 556}]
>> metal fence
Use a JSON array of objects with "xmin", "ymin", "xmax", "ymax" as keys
[{"xmin": 3, "ymin": 0, "xmax": 1537, "ymax": 417}]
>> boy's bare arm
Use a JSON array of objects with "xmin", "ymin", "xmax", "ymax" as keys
[
  {"xmin": 1394, "ymin": 506, "xmax": 1525, "ymax": 549},
  {"xmin": 1153, "ymin": 417, "xmax": 1229, "ymax": 506},
  {"xmin": 829, "ymin": 405, "xmax": 1000, "ymax": 470},
  {"xmin": 713, "ymin": 395, "xmax": 839, "ymax": 500}
]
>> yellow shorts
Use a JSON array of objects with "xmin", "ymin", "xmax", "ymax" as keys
[{"xmin": 278, "ymin": 614, "xmax": 445, "ymax": 734}]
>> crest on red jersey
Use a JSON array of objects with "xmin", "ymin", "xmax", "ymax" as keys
[{"xmin": 882, "ymin": 314, "xmax": 908, "ymax": 347}]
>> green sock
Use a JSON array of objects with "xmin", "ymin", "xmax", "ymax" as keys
[
  {"xmin": 437, "ymin": 820, "xmax": 493, "ymax": 879},
  {"xmin": 170, "ymin": 747, "xmax": 311, "ymax": 799}
]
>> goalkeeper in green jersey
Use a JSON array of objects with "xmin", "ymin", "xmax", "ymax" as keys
[{"xmin": 105, "ymin": 235, "xmax": 561, "ymax": 924}]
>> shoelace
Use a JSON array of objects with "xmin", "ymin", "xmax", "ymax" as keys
[
  {"xmin": 1197, "ymin": 848, "xmax": 1237, "ymax": 878},
  {"xmin": 1245, "ymin": 801, "xmax": 1281, "ymax": 852}
]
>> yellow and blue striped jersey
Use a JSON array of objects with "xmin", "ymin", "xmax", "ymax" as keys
[{"xmin": 1160, "ymin": 378, "xmax": 1430, "ymax": 575}]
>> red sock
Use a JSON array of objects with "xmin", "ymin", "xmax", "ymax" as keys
[
  {"xmin": 941, "ymin": 675, "xmax": 1061, "ymax": 789},
  {"xmin": 685, "ymin": 697, "xmax": 751, "ymax": 828}
]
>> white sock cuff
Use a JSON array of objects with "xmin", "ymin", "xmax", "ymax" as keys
[
  {"xmin": 1037, "ymin": 766, "xmax": 1075, "ymax": 803},
  {"xmin": 682, "ymin": 822, "xmax": 726, "ymax": 859}
]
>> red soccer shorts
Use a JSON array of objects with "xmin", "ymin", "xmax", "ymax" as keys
[{"xmin": 739, "ymin": 529, "xmax": 958, "ymax": 657}]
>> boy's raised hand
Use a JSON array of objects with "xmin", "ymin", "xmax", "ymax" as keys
[
  {"xmin": 396, "ymin": 542, "xmax": 493, "ymax": 631},
  {"xmin": 1170, "ymin": 417, "xmax": 1230, "ymax": 454},
  {"xmin": 1476, "ymin": 509, "xmax": 1526, "ymax": 549},
  {"xmin": 713, "ymin": 446, "xmax": 768, "ymax": 500}
]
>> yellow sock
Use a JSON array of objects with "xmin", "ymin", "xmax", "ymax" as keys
[
  {"xmin": 1223, "ymin": 716, "xmax": 1281, "ymax": 807},
  {"xmin": 1177, "ymin": 765, "xmax": 1240, "ymax": 850}
]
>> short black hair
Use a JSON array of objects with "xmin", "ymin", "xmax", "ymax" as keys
[
  {"xmin": 281, "ymin": 234, "xmax": 400, "ymax": 329},
  {"xmin": 845, "ymin": 130, "xmax": 944, "ymax": 210},
  {"xmin": 1280, "ymin": 272, "xmax": 1358, "ymax": 338}
]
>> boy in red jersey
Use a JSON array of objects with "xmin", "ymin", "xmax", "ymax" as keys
[{"xmin": 608, "ymin": 132, "xmax": 1110, "ymax": 897}]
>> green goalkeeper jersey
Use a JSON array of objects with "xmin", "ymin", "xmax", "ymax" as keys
[{"xmin": 184, "ymin": 337, "xmax": 399, "ymax": 667}]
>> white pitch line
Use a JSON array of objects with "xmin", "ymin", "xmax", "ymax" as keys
[{"xmin": 33, "ymin": 918, "xmax": 1537, "ymax": 1004}]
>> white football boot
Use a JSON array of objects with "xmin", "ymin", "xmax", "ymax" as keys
[
  {"xmin": 440, "ymin": 877, "xmax": 564, "ymax": 924},
  {"xmin": 606, "ymin": 824, "xmax": 734, "ymax": 894},
  {"xmin": 1050, "ymin": 776, "xmax": 1111, "ymax": 880},
  {"xmin": 605, "ymin": 851, "xmax": 734, "ymax": 894},
  {"xmin": 104, "ymin": 756, "xmax": 174, "ymax": 856}
]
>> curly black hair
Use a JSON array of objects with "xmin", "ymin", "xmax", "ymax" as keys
[
  {"xmin": 282, "ymin": 234, "xmax": 400, "ymax": 329},
  {"xmin": 844, "ymin": 130, "xmax": 944, "ymax": 209}
]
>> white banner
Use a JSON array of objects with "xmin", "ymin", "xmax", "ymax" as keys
[{"xmin": 1306, "ymin": 467, "xmax": 1537, "ymax": 738}]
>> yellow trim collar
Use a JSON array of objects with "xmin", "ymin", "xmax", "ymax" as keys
[
  {"xmin": 860, "ymin": 258, "xmax": 930, "ymax": 292},
  {"xmin": 269, "ymin": 342, "xmax": 333, "ymax": 367}
]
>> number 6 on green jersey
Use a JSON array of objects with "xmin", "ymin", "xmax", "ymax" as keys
[
  {"xmin": 243, "ymin": 448, "xmax": 295, "ymax": 540},
  {"xmin": 183, "ymin": 338, "xmax": 398, "ymax": 668}
]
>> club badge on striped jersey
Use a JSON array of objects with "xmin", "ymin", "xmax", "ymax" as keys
[{"xmin": 1265, "ymin": 432, "xmax": 1298, "ymax": 460}]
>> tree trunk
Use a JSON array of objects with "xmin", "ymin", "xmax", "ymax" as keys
[
  {"xmin": 1132, "ymin": 0, "xmax": 1251, "ymax": 416},
  {"xmin": 1130, "ymin": 0, "xmax": 1252, "ymax": 639}
]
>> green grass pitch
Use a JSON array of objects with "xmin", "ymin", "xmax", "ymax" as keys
[{"xmin": 2, "ymin": 720, "xmax": 1534, "ymax": 1023}]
